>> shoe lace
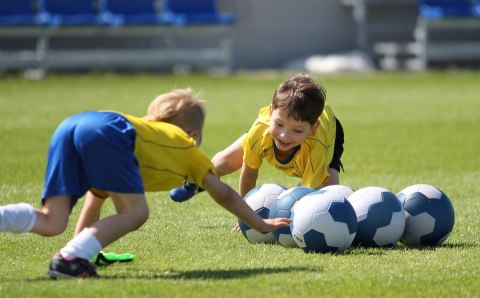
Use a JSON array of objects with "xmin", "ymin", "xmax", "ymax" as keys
[
  {"xmin": 78, "ymin": 259, "xmax": 98, "ymax": 277},
  {"xmin": 183, "ymin": 182, "xmax": 199, "ymax": 193}
]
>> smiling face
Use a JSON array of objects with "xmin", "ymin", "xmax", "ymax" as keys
[{"xmin": 269, "ymin": 106, "xmax": 318, "ymax": 153}]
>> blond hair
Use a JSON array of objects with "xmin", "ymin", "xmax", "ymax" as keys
[{"xmin": 144, "ymin": 88, "xmax": 206, "ymax": 134}]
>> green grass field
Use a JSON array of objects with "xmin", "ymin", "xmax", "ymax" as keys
[{"xmin": 0, "ymin": 71, "xmax": 479, "ymax": 297}]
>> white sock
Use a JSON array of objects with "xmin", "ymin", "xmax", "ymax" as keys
[
  {"xmin": 60, "ymin": 228, "xmax": 103, "ymax": 261},
  {"xmin": 0, "ymin": 203, "xmax": 37, "ymax": 233}
]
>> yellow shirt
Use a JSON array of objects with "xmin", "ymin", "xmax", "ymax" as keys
[
  {"xmin": 241, "ymin": 105, "xmax": 336, "ymax": 188},
  {"xmin": 121, "ymin": 113, "xmax": 214, "ymax": 191}
]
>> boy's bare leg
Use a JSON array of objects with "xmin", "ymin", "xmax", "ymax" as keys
[
  {"xmin": 0, "ymin": 196, "xmax": 71, "ymax": 236},
  {"xmin": 87, "ymin": 192, "xmax": 148, "ymax": 247},
  {"xmin": 74, "ymin": 190, "xmax": 106, "ymax": 235},
  {"xmin": 60, "ymin": 192, "xmax": 147, "ymax": 262},
  {"xmin": 73, "ymin": 190, "xmax": 136, "ymax": 266},
  {"xmin": 30, "ymin": 196, "xmax": 72, "ymax": 236}
]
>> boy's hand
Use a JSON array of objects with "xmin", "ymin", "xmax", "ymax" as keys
[
  {"xmin": 256, "ymin": 218, "xmax": 291, "ymax": 233},
  {"xmin": 232, "ymin": 223, "xmax": 241, "ymax": 232},
  {"xmin": 234, "ymin": 218, "xmax": 290, "ymax": 233}
]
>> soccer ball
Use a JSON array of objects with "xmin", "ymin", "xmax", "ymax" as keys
[
  {"xmin": 291, "ymin": 190, "xmax": 357, "ymax": 253},
  {"xmin": 268, "ymin": 186, "xmax": 316, "ymax": 247},
  {"xmin": 347, "ymin": 186, "xmax": 405, "ymax": 247},
  {"xmin": 238, "ymin": 183, "xmax": 286, "ymax": 243},
  {"xmin": 397, "ymin": 184, "xmax": 455, "ymax": 246},
  {"xmin": 320, "ymin": 185, "xmax": 355, "ymax": 199}
]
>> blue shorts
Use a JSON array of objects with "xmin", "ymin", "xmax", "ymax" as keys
[{"xmin": 41, "ymin": 111, "xmax": 144, "ymax": 208}]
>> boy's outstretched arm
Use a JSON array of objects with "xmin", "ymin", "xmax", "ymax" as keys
[
  {"xmin": 321, "ymin": 168, "xmax": 340, "ymax": 188},
  {"xmin": 211, "ymin": 134, "xmax": 245, "ymax": 176},
  {"xmin": 203, "ymin": 172, "xmax": 290, "ymax": 233}
]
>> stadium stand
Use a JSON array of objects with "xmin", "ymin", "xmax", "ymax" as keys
[
  {"xmin": 343, "ymin": 0, "xmax": 480, "ymax": 70},
  {"xmin": 414, "ymin": 0, "xmax": 480, "ymax": 69},
  {"xmin": 0, "ymin": 0, "xmax": 234, "ymax": 74},
  {"xmin": 42, "ymin": 0, "xmax": 107, "ymax": 26},
  {"xmin": 0, "ymin": 0, "xmax": 48, "ymax": 25},
  {"xmin": 160, "ymin": 0, "xmax": 234, "ymax": 25},
  {"xmin": 474, "ymin": 0, "xmax": 480, "ymax": 17},
  {"xmin": 103, "ymin": 0, "xmax": 163, "ymax": 26},
  {"xmin": 341, "ymin": 0, "xmax": 419, "ymax": 70},
  {"xmin": 418, "ymin": 0, "xmax": 471, "ymax": 19}
]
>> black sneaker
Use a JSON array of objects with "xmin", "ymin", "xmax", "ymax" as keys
[{"xmin": 48, "ymin": 253, "xmax": 99, "ymax": 279}]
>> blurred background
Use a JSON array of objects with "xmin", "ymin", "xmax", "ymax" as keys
[{"xmin": 1, "ymin": 0, "xmax": 480, "ymax": 76}]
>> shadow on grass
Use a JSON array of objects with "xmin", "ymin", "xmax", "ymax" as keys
[
  {"xmin": 0, "ymin": 266, "xmax": 321, "ymax": 282},
  {"xmin": 346, "ymin": 240, "xmax": 477, "ymax": 255},
  {"xmin": 400, "ymin": 241, "xmax": 477, "ymax": 250},
  {"xmin": 102, "ymin": 266, "xmax": 321, "ymax": 280},
  {"xmin": 2, "ymin": 243, "xmax": 475, "ymax": 282}
]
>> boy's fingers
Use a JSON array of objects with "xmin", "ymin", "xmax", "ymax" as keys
[
  {"xmin": 232, "ymin": 223, "xmax": 241, "ymax": 232},
  {"xmin": 277, "ymin": 218, "xmax": 291, "ymax": 227}
]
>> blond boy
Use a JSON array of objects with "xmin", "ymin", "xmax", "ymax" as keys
[{"xmin": 0, "ymin": 89, "xmax": 290, "ymax": 279}]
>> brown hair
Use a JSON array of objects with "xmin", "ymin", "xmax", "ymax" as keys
[{"xmin": 272, "ymin": 73, "xmax": 326, "ymax": 125}]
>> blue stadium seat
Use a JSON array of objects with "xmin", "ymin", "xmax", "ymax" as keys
[
  {"xmin": 418, "ymin": 0, "xmax": 472, "ymax": 19},
  {"xmin": 103, "ymin": 0, "xmax": 162, "ymax": 26},
  {"xmin": 42, "ymin": 0, "xmax": 107, "ymax": 26},
  {"xmin": 472, "ymin": 0, "xmax": 480, "ymax": 18},
  {"xmin": 160, "ymin": 0, "xmax": 234, "ymax": 25},
  {"xmin": 0, "ymin": 0, "xmax": 49, "ymax": 25}
]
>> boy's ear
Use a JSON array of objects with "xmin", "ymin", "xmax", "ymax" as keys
[
  {"xmin": 309, "ymin": 120, "xmax": 320, "ymax": 135},
  {"xmin": 269, "ymin": 104, "xmax": 273, "ymax": 116},
  {"xmin": 188, "ymin": 130, "xmax": 202, "ymax": 146}
]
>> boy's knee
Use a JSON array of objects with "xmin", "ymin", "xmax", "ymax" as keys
[
  {"xmin": 131, "ymin": 205, "xmax": 149, "ymax": 229},
  {"xmin": 111, "ymin": 193, "xmax": 149, "ymax": 229},
  {"xmin": 139, "ymin": 207, "xmax": 149, "ymax": 224},
  {"xmin": 27, "ymin": 210, "xmax": 69, "ymax": 236},
  {"xmin": 41, "ymin": 223, "xmax": 68, "ymax": 237}
]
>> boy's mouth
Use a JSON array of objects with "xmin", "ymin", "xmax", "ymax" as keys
[{"xmin": 275, "ymin": 138, "xmax": 291, "ymax": 149}]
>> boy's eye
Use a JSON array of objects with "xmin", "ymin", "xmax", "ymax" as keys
[
  {"xmin": 275, "ymin": 122, "xmax": 283, "ymax": 127},
  {"xmin": 294, "ymin": 130, "xmax": 304, "ymax": 134}
]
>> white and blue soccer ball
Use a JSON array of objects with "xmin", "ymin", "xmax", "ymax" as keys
[
  {"xmin": 320, "ymin": 185, "xmax": 355, "ymax": 199},
  {"xmin": 347, "ymin": 186, "xmax": 405, "ymax": 247},
  {"xmin": 397, "ymin": 184, "xmax": 455, "ymax": 246},
  {"xmin": 238, "ymin": 183, "xmax": 286, "ymax": 244},
  {"xmin": 268, "ymin": 186, "xmax": 316, "ymax": 247},
  {"xmin": 291, "ymin": 190, "xmax": 357, "ymax": 253}
]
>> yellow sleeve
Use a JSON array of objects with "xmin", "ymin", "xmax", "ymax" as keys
[
  {"xmin": 241, "ymin": 106, "xmax": 271, "ymax": 170},
  {"xmin": 187, "ymin": 147, "xmax": 216, "ymax": 189},
  {"xmin": 299, "ymin": 105, "xmax": 337, "ymax": 188}
]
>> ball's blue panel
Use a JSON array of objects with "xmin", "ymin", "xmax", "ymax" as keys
[{"xmin": 328, "ymin": 200, "xmax": 357, "ymax": 235}]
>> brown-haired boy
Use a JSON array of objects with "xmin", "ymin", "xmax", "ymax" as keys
[{"xmin": 171, "ymin": 73, "xmax": 344, "ymax": 200}]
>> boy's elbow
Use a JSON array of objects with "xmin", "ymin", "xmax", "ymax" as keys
[
  {"xmin": 217, "ymin": 186, "xmax": 236, "ymax": 205},
  {"xmin": 210, "ymin": 191, "xmax": 237, "ymax": 213}
]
